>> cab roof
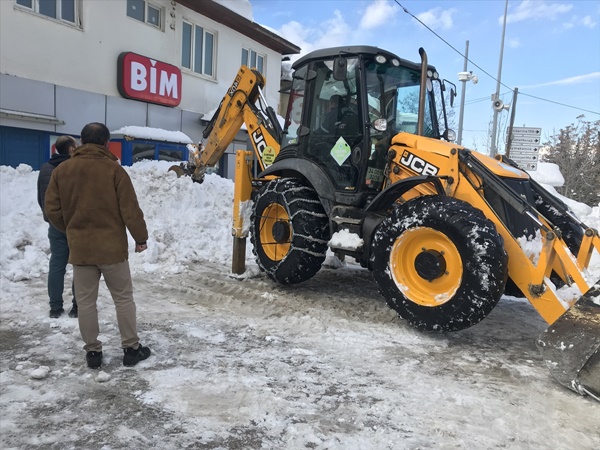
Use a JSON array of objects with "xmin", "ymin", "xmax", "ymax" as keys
[{"xmin": 292, "ymin": 45, "xmax": 436, "ymax": 73}]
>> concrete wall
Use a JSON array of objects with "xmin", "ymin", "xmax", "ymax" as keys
[{"xmin": 0, "ymin": 0, "xmax": 284, "ymax": 128}]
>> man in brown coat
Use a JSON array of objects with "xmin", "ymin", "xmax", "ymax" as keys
[{"xmin": 45, "ymin": 122, "xmax": 151, "ymax": 369}]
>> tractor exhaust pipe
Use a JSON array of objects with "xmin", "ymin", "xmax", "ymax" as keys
[{"xmin": 417, "ymin": 48, "xmax": 427, "ymax": 137}]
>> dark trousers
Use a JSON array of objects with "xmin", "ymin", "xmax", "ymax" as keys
[{"xmin": 48, "ymin": 224, "xmax": 76, "ymax": 311}]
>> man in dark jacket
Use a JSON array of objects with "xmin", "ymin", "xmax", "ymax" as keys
[
  {"xmin": 44, "ymin": 122, "xmax": 151, "ymax": 369},
  {"xmin": 321, "ymin": 94, "xmax": 344, "ymax": 133},
  {"xmin": 37, "ymin": 135, "xmax": 78, "ymax": 318}
]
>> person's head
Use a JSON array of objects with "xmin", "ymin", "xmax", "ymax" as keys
[
  {"xmin": 55, "ymin": 135, "xmax": 77, "ymax": 155},
  {"xmin": 80, "ymin": 122, "xmax": 110, "ymax": 147},
  {"xmin": 330, "ymin": 94, "xmax": 344, "ymax": 108}
]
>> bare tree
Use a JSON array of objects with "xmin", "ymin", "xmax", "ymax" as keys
[
  {"xmin": 481, "ymin": 110, "xmax": 511, "ymax": 156},
  {"xmin": 542, "ymin": 115, "xmax": 600, "ymax": 206}
]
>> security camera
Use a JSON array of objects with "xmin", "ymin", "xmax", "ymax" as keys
[
  {"xmin": 458, "ymin": 71, "xmax": 471, "ymax": 82},
  {"xmin": 458, "ymin": 71, "xmax": 478, "ymax": 84}
]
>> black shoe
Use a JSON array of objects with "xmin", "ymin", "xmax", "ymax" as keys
[
  {"xmin": 68, "ymin": 306, "xmax": 78, "ymax": 318},
  {"xmin": 49, "ymin": 308, "xmax": 64, "ymax": 318},
  {"xmin": 86, "ymin": 351, "xmax": 103, "ymax": 369},
  {"xmin": 123, "ymin": 344, "xmax": 151, "ymax": 367}
]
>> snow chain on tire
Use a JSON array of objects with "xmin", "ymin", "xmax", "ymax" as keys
[
  {"xmin": 251, "ymin": 178, "xmax": 329, "ymax": 284},
  {"xmin": 371, "ymin": 196, "xmax": 508, "ymax": 332}
]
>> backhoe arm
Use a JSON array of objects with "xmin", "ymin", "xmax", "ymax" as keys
[
  {"xmin": 191, "ymin": 65, "xmax": 282, "ymax": 182},
  {"xmin": 186, "ymin": 65, "xmax": 283, "ymax": 275}
]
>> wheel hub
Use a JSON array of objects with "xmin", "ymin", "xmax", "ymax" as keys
[
  {"xmin": 259, "ymin": 202, "xmax": 291, "ymax": 262},
  {"xmin": 414, "ymin": 249, "xmax": 447, "ymax": 281},
  {"xmin": 389, "ymin": 227, "xmax": 462, "ymax": 307},
  {"xmin": 272, "ymin": 220, "xmax": 291, "ymax": 243}
]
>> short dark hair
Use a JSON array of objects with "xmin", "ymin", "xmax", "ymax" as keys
[
  {"xmin": 55, "ymin": 135, "xmax": 76, "ymax": 155},
  {"xmin": 329, "ymin": 94, "xmax": 344, "ymax": 107},
  {"xmin": 80, "ymin": 122, "xmax": 110, "ymax": 146}
]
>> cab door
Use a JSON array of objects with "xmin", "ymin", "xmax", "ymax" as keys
[{"xmin": 301, "ymin": 58, "xmax": 362, "ymax": 191}]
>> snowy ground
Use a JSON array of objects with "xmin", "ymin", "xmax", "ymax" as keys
[{"xmin": 1, "ymin": 161, "xmax": 599, "ymax": 449}]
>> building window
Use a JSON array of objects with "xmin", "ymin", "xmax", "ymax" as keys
[
  {"xmin": 15, "ymin": 0, "xmax": 80, "ymax": 26},
  {"xmin": 181, "ymin": 21, "xmax": 215, "ymax": 77},
  {"xmin": 242, "ymin": 48, "xmax": 265, "ymax": 74},
  {"xmin": 158, "ymin": 148, "xmax": 184, "ymax": 162},
  {"xmin": 126, "ymin": 0, "xmax": 162, "ymax": 28},
  {"xmin": 132, "ymin": 143, "xmax": 156, "ymax": 163}
]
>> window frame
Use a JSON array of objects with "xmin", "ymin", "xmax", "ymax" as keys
[
  {"xmin": 126, "ymin": 0, "xmax": 164, "ymax": 30},
  {"xmin": 241, "ymin": 47, "xmax": 266, "ymax": 75},
  {"xmin": 181, "ymin": 20, "xmax": 216, "ymax": 79},
  {"xmin": 14, "ymin": 0, "xmax": 81, "ymax": 27}
]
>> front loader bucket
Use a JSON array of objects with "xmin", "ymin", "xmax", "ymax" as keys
[{"xmin": 537, "ymin": 283, "xmax": 600, "ymax": 401}]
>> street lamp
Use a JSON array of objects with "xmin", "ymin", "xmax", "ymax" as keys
[
  {"xmin": 457, "ymin": 68, "xmax": 478, "ymax": 146},
  {"xmin": 490, "ymin": 0, "xmax": 509, "ymax": 157}
]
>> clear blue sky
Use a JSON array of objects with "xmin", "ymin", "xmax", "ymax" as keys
[{"xmin": 245, "ymin": 0, "xmax": 600, "ymax": 153}]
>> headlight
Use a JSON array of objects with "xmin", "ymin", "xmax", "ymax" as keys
[{"xmin": 373, "ymin": 118, "xmax": 387, "ymax": 132}]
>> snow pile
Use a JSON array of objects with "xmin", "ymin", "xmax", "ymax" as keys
[
  {"xmin": 282, "ymin": 58, "xmax": 293, "ymax": 81},
  {"xmin": 528, "ymin": 162, "xmax": 565, "ymax": 187},
  {"xmin": 529, "ymin": 162, "xmax": 595, "ymax": 223},
  {"xmin": 329, "ymin": 229, "xmax": 364, "ymax": 250},
  {"xmin": 1, "ymin": 160, "xmax": 598, "ymax": 284},
  {"xmin": 1, "ymin": 161, "xmax": 600, "ymax": 449}
]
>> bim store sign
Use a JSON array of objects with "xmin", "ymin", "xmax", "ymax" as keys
[{"xmin": 117, "ymin": 52, "xmax": 181, "ymax": 107}]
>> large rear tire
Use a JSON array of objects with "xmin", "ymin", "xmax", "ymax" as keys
[
  {"xmin": 251, "ymin": 178, "xmax": 329, "ymax": 284},
  {"xmin": 371, "ymin": 196, "xmax": 508, "ymax": 332}
]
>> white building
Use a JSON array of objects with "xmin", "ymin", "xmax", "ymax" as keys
[{"xmin": 0, "ymin": 0, "xmax": 299, "ymax": 176}]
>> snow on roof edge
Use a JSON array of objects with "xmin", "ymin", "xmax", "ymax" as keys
[{"xmin": 111, "ymin": 126, "xmax": 193, "ymax": 144}]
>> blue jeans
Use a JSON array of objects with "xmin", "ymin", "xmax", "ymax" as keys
[{"xmin": 48, "ymin": 225, "xmax": 76, "ymax": 311}]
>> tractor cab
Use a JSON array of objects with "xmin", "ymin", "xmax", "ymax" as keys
[{"xmin": 282, "ymin": 46, "xmax": 456, "ymax": 203}]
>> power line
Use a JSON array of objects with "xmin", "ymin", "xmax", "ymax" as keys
[
  {"xmin": 394, "ymin": 1, "xmax": 600, "ymax": 117},
  {"xmin": 465, "ymin": 90, "xmax": 513, "ymax": 105},
  {"xmin": 464, "ymin": 91, "xmax": 600, "ymax": 116},
  {"xmin": 393, "ymin": 1, "xmax": 508, "ymax": 87},
  {"xmin": 519, "ymin": 92, "xmax": 600, "ymax": 115}
]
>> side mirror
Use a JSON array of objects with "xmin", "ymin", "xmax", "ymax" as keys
[
  {"xmin": 333, "ymin": 57, "xmax": 347, "ymax": 81},
  {"xmin": 443, "ymin": 79, "xmax": 458, "ymax": 108}
]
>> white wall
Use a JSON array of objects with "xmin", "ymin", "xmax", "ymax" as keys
[{"xmin": 0, "ymin": 0, "xmax": 283, "ymax": 115}]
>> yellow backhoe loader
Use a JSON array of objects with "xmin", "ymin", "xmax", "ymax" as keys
[{"xmin": 176, "ymin": 46, "xmax": 600, "ymax": 400}]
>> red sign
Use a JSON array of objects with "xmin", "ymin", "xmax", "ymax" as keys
[{"xmin": 118, "ymin": 52, "xmax": 181, "ymax": 107}]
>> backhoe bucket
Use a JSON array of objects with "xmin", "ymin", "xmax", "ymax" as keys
[{"xmin": 537, "ymin": 282, "xmax": 600, "ymax": 401}]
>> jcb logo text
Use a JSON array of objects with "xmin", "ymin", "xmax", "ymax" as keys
[
  {"xmin": 399, "ymin": 151, "xmax": 439, "ymax": 176},
  {"xmin": 228, "ymin": 75, "xmax": 241, "ymax": 97},
  {"xmin": 252, "ymin": 128, "xmax": 266, "ymax": 156}
]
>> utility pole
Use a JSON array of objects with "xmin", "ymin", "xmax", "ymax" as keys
[
  {"xmin": 457, "ymin": 40, "xmax": 469, "ymax": 146},
  {"xmin": 490, "ymin": 0, "xmax": 509, "ymax": 157},
  {"xmin": 505, "ymin": 87, "xmax": 519, "ymax": 158}
]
